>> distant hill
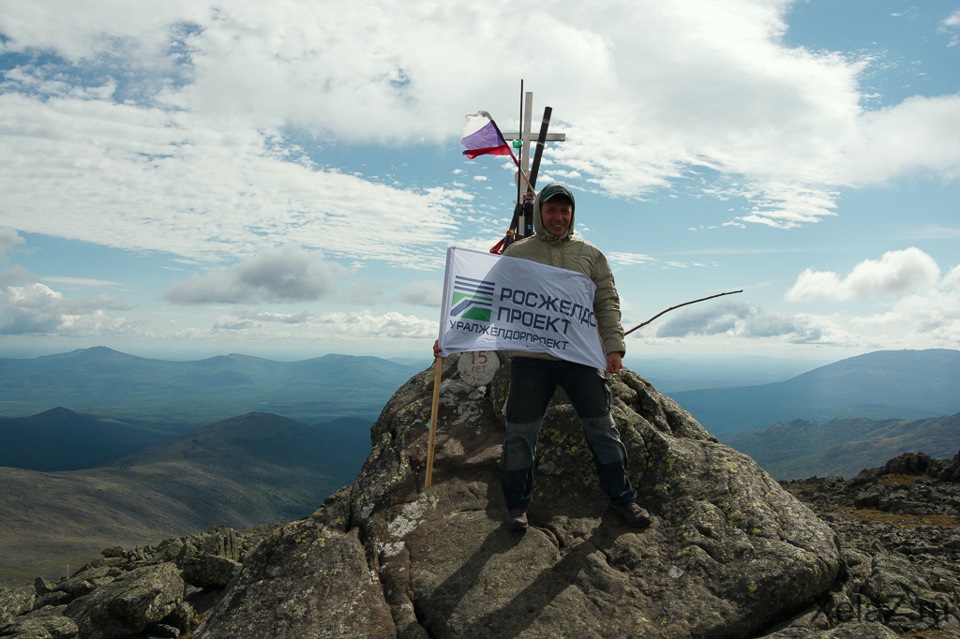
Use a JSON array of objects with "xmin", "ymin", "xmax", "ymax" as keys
[
  {"xmin": 669, "ymin": 349, "xmax": 960, "ymax": 435},
  {"xmin": 724, "ymin": 413, "xmax": 960, "ymax": 480},
  {"xmin": 0, "ymin": 407, "xmax": 181, "ymax": 471},
  {"xmin": 0, "ymin": 346, "xmax": 428, "ymax": 426},
  {"xmin": 638, "ymin": 355, "xmax": 829, "ymax": 392},
  {"xmin": 0, "ymin": 412, "xmax": 372, "ymax": 585},
  {"xmin": 106, "ymin": 411, "xmax": 372, "ymax": 491}
]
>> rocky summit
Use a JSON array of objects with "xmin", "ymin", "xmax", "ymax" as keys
[{"xmin": 2, "ymin": 354, "xmax": 958, "ymax": 638}]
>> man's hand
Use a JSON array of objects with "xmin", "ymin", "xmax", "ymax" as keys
[
  {"xmin": 433, "ymin": 340, "xmax": 443, "ymax": 359},
  {"xmin": 606, "ymin": 352, "xmax": 623, "ymax": 374}
]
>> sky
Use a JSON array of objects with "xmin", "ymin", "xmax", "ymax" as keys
[{"xmin": 1, "ymin": 0, "xmax": 958, "ymax": 367}]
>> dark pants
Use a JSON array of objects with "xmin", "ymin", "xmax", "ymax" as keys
[{"xmin": 501, "ymin": 357, "xmax": 637, "ymax": 512}]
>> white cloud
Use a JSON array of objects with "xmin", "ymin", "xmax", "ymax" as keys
[
  {"xmin": 650, "ymin": 292, "xmax": 960, "ymax": 352},
  {"xmin": 42, "ymin": 276, "xmax": 122, "ymax": 287},
  {"xmin": 239, "ymin": 309, "xmax": 313, "ymax": 324},
  {"xmin": 650, "ymin": 250, "xmax": 960, "ymax": 352},
  {"xmin": 1, "ymin": 282, "xmax": 132, "ymax": 335},
  {"xmin": 311, "ymin": 310, "xmax": 436, "ymax": 340},
  {"xmin": 0, "ymin": 91, "xmax": 465, "ymax": 266},
  {"xmin": 214, "ymin": 309, "xmax": 312, "ymax": 329},
  {"xmin": 164, "ymin": 246, "xmax": 350, "ymax": 304},
  {"xmin": 655, "ymin": 300, "xmax": 825, "ymax": 343},
  {"xmin": 945, "ymin": 264, "xmax": 960, "ymax": 290},
  {"xmin": 848, "ymin": 95, "xmax": 960, "ymax": 183},
  {"xmin": 941, "ymin": 9, "xmax": 960, "ymax": 46},
  {"xmin": 0, "ymin": 229, "xmax": 29, "ymax": 285},
  {"xmin": 609, "ymin": 252, "xmax": 656, "ymax": 267},
  {"xmin": 747, "ymin": 250, "xmax": 960, "ymax": 352},
  {"xmin": 0, "ymin": 228, "xmax": 24, "ymax": 257},
  {"xmin": 0, "ymin": 1, "xmax": 956, "ymax": 362},
  {"xmin": 0, "ymin": 0, "xmax": 956, "ymax": 255},
  {"xmin": 0, "ymin": 265, "xmax": 31, "ymax": 286},
  {"xmin": 212, "ymin": 308, "xmax": 436, "ymax": 340},
  {"xmin": 397, "ymin": 280, "xmax": 442, "ymax": 307},
  {"xmin": 786, "ymin": 247, "xmax": 942, "ymax": 302}
]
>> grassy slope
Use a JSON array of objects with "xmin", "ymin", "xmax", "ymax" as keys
[
  {"xmin": 670, "ymin": 349, "xmax": 960, "ymax": 435},
  {"xmin": 0, "ymin": 413, "xmax": 371, "ymax": 587},
  {"xmin": 724, "ymin": 414, "xmax": 960, "ymax": 480},
  {"xmin": 0, "ymin": 408, "xmax": 181, "ymax": 470}
]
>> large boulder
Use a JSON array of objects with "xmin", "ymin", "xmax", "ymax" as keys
[
  {"xmin": 940, "ymin": 449, "xmax": 960, "ymax": 482},
  {"xmin": 0, "ymin": 524, "xmax": 272, "ymax": 639},
  {"xmin": 0, "ymin": 607, "xmax": 79, "ymax": 639},
  {"xmin": 200, "ymin": 354, "xmax": 841, "ymax": 638},
  {"xmin": 63, "ymin": 562, "xmax": 184, "ymax": 639},
  {"xmin": 0, "ymin": 585, "xmax": 35, "ymax": 623},
  {"xmin": 195, "ymin": 488, "xmax": 395, "ymax": 639}
]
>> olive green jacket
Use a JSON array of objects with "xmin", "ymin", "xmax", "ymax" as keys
[{"xmin": 503, "ymin": 185, "xmax": 625, "ymax": 362}]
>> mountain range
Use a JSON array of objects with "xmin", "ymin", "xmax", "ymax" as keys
[
  {"xmin": 2, "ymin": 347, "xmax": 957, "ymax": 475},
  {"xmin": 669, "ymin": 348, "xmax": 960, "ymax": 435},
  {"xmin": 5, "ymin": 348, "xmax": 956, "ymax": 431},
  {"xmin": 636, "ymin": 354, "xmax": 830, "ymax": 392},
  {"xmin": 0, "ymin": 346, "xmax": 429, "ymax": 427},
  {"xmin": 2, "ymin": 346, "xmax": 957, "ymax": 585},
  {"xmin": 0, "ymin": 410, "xmax": 370, "ymax": 586},
  {"xmin": 3, "ymin": 356, "xmax": 958, "ymax": 638},
  {"xmin": 725, "ymin": 413, "xmax": 960, "ymax": 479},
  {"xmin": 0, "ymin": 408, "xmax": 181, "ymax": 471}
]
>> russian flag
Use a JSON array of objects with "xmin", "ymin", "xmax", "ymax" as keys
[{"xmin": 461, "ymin": 112, "xmax": 512, "ymax": 159}]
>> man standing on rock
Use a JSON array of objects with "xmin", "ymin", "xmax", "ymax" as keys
[{"xmin": 435, "ymin": 182, "xmax": 651, "ymax": 531}]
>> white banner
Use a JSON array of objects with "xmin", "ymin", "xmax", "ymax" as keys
[{"xmin": 438, "ymin": 247, "xmax": 607, "ymax": 370}]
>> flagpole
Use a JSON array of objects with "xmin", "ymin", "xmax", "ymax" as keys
[
  {"xmin": 424, "ymin": 356, "xmax": 443, "ymax": 488},
  {"xmin": 516, "ymin": 79, "xmax": 524, "ymax": 209},
  {"xmin": 513, "ymin": 159, "xmax": 535, "ymax": 193},
  {"xmin": 488, "ymin": 117, "xmax": 535, "ymax": 193}
]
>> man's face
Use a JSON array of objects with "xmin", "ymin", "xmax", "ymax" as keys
[{"xmin": 541, "ymin": 197, "xmax": 573, "ymax": 237}]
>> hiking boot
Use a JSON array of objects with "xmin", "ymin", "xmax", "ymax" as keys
[
  {"xmin": 504, "ymin": 509, "xmax": 528, "ymax": 531},
  {"xmin": 610, "ymin": 501, "xmax": 652, "ymax": 529}
]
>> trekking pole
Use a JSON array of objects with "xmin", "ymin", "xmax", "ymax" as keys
[
  {"xmin": 517, "ymin": 106, "xmax": 553, "ymax": 237},
  {"xmin": 493, "ymin": 105, "xmax": 553, "ymax": 247},
  {"xmin": 528, "ymin": 106, "xmax": 551, "ymax": 188}
]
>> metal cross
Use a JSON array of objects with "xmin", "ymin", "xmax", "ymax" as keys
[{"xmin": 500, "ymin": 91, "xmax": 566, "ymax": 192}]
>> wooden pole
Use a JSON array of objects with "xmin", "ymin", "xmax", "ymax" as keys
[{"xmin": 424, "ymin": 357, "xmax": 444, "ymax": 488}]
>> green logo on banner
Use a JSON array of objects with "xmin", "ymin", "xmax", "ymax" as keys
[{"xmin": 450, "ymin": 276, "xmax": 494, "ymax": 323}]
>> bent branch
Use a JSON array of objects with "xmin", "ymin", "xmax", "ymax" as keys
[{"xmin": 624, "ymin": 290, "xmax": 743, "ymax": 337}]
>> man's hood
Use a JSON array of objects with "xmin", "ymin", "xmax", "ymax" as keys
[{"xmin": 533, "ymin": 182, "xmax": 575, "ymax": 242}]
